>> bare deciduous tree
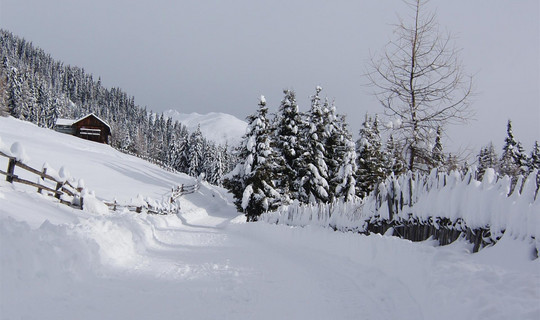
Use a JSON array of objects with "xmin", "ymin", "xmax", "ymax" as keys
[{"xmin": 367, "ymin": 0, "xmax": 473, "ymax": 171}]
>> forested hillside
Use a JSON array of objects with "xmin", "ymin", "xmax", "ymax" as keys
[{"xmin": 0, "ymin": 30, "xmax": 235, "ymax": 185}]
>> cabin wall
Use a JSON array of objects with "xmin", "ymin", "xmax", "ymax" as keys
[{"xmin": 73, "ymin": 116, "xmax": 110, "ymax": 144}]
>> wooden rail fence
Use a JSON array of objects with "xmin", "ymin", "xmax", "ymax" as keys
[
  {"xmin": 1, "ymin": 150, "xmax": 200, "ymax": 215},
  {"xmin": 100, "ymin": 182, "xmax": 200, "ymax": 215},
  {"xmin": 0, "ymin": 150, "xmax": 84, "ymax": 208}
]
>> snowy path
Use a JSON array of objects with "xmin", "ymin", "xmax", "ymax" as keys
[
  {"xmin": 1, "ymin": 117, "xmax": 538, "ymax": 319},
  {"xmin": 2, "ymin": 178, "xmax": 539, "ymax": 319}
]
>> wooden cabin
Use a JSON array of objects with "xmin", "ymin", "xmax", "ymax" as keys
[{"xmin": 55, "ymin": 113, "xmax": 111, "ymax": 144}]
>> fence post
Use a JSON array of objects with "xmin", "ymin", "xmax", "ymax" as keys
[
  {"xmin": 38, "ymin": 167, "xmax": 47, "ymax": 194},
  {"xmin": 6, "ymin": 158, "xmax": 16, "ymax": 183},
  {"xmin": 55, "ymin": 182, "xmax": 63, "ymax": 199}
]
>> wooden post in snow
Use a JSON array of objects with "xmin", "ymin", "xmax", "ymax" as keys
[
  {"xmin": 38, "ymin": 167, "xmax": 47, "ymax": 194},
  {"xmin": 6, "ymin": 158, "xmax": 16, "ymax": 183},
  {"xmin": 54, "ymin": 181, "xmax": 63, "ymax": 199}
]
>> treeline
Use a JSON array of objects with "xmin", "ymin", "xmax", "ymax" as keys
[
  {"xmin": 225, "ymin": 89, "xmax": 539, "ymax": 221},
  {"xmin": 0, "ymin": 30, "xmax": 235, "ymax": 185}
]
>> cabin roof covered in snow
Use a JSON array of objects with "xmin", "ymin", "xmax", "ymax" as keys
[
  {"xmin": 56, "ymin": 113, "xmax": 111, "ymax": 130},
  {"xmin": 56, "ymin": 118, "xmax": 76, "ymax": 126}
]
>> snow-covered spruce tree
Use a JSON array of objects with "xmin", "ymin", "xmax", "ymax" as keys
[
  {"xmin": 188, "ymin": 124, "xmax": 204, "ymax": 178},
  {"xmin": 273, "ymin": 89, "xmax": 304, "ymax": 202},
  {"xmin": 477, "ymin": 142, "xmax": 499, "ymax": 180},
  {"xmin": 20, "ymin": 73, "xmax": 37, "ymax": 123},
  {"xmin": 327, "ymin": 112, "xmax": 357, "ymax": 201},
  {"xmin": 0, "ymin": 58, "xmax": 9, "ymax": 116},
  {"xmin": 529, "ymin": 141, "xmax": 540, "ymax": 173},
  {"xmin": 384, "ymin": 134, "xmax": 406, "ymax": 176},
  {"xmin": 499, "ymin": 120, "xmax": 528, "ymax": 179},
  {"xmin": 2, "ymin": 56, "xmax": 21, "ymax": 118},
  {"xmin": 203, "ymin": 141, "xmax": 226, "ymax": 186},
  {"xmin": 175, "ymin": 129, "xmax": 191, "ymax": 173},
  {"xmin": 431, "ymin": 126, "xmax": 445, "ymax": 171},
  {"xmin": 206, "ymin": 145, "xmax": 227, "ymax": 186},
  {"xmin": 297, "ymin": 87, "xmax": 330, "ymax": 204},
  {"xmin": 445, "ymin": 153, "xmax": 460, "ymax": 172},
  {"xmin": 356, "ymin": 114, "xmax": 386, "ymax": 198},
  {"xmin": 223, "ymin": 97, "xmax": 281, "ymax": 221},
  {"xmin": 528, "ymin": 141, "xmax": 540, "ymax": 191}
]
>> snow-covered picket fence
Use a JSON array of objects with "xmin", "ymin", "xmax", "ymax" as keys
[{"xmin": 261, "ymin": 168, "xmax": 540, "ymax": 251}]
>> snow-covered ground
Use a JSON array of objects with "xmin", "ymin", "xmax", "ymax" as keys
[
  {"xmin": 163, "ymin": 110, "xmax": 247, "ymax": 146},
  {"xmin": 0, "ymin": 116, "xmax": 538, "ymax": 320}
]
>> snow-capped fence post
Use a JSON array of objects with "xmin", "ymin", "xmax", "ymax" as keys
[
  {"xmin": 54, "ymin": 181, "xmax": 63, "ymax": 200},
  {"xmin": 37, "ymin": 167, "xmax": 47, "ymax": 194}
]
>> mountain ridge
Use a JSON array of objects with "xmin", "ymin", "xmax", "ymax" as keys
[{"xmin": 163, "ymin": 110, "xmax": 247, "ymax": 146}]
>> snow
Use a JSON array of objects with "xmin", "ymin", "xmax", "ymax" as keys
[
  {"xmin": 163, "ymin": 110, "xmax": 247, "ymax": 146},
  {"xmin": 9, "ymin": 141, "xmax": 29, "ymax": 163},
  {"xmin": 0, "ymin": 116, "xmax": 539, "ymax": 319}
]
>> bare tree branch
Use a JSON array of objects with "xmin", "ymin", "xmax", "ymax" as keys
[{"xmin": 366, "ymin": 0, "xmax": 474, "ymax": 172}]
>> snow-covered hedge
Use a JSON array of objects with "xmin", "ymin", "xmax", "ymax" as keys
[{"xmin": 261, "ymin": 169, "xmax": 539, "ymax": 246}]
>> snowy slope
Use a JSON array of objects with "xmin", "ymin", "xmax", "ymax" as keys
[
  {"xmin": 163, "ymin": 110, "xmax": 247, "ymax": 146},
  {"xmin": 0, "ymin": 116, "xmax": 538, "ymax": 320}
]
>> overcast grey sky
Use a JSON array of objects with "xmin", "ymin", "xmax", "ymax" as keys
[{"xmin": 1, "ymin": 0, "xmax": 538, "ymax": 155}]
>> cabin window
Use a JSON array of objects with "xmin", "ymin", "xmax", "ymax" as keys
[{"xmin": 80, "ymin": 128, "xmax": 101, "ymax": 136}]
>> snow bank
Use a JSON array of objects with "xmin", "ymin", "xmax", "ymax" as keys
[
  {"xmin": 0, "ymin": 217, "xmax": 101, "ymax": 282},
  {"xmin": 82, "ymin": 191, "xmax": 110, "ymax": 215}
]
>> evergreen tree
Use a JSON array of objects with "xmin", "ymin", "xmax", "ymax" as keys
[
  {"xmin": 500, "ymin": 120, "xmax": 527, "ymax": 178},
  {"xmin": 431, "ymin": 126, "xmax": 445, "ymax": 170},
  {"xmin": 329, "ymin": 113, "xmax": 357, "ymax": 201},
  {"xmin": 297, "ymin": 87, "xmax": 330, "ymax": 203},
  {"xmin": 176, "ymin": 130, "xmax": 190, "ymax": 173},
  {"xmin": 188, "ymin": 125, "xmax": 204, "ymax": 178},
  {"xmin": 273, "ymin": 89, "xmax": 303, "ymax": 201},
  {"xmin": 223, "ymin": 97, "xmax": 281, "ymax": 221},
  {"xmin": 356, "ymin": 114, "xmax": 386, "ymax": 198},
  {"xmin": 529, "ymin": 141, "xmax": 540, "ymax": 173},
  {"xmin": 445, "ymin": 153, "xmax": 460, "ymax": 172},
  {"xmin": 384, "ymin": 135, "xmax": 405, "ymax": 176},
  {"xmin": 477, "ymin": 142, "xmax": 499, "ymax": 180},
  {"xmin": 529, "ymin": 141, "xmax": 540, "ymax": 191},
  {"xmin": 0, "ymin": 57, "xmax": 8, "ymax": 116}
]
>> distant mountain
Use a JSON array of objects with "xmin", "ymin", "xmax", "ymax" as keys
[{"xmin": 163, "ymin": 110, "xmax": 247, "ymax": 146}]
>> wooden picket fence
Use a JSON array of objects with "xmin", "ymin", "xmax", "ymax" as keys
[
  {"xmin": 0, "ymin": 150, "xmax": 200, "ymax": 215},
  {"xmin": 263, "ymin": 169, "xmax": 539, "ymax": 253}
]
